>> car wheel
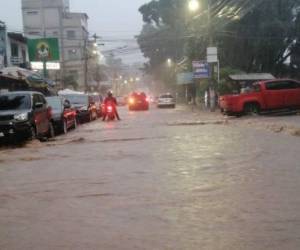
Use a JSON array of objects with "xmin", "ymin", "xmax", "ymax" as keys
[
  {"xmin": 29, "ymin": 126, "xmax": 36, "ymax": 140},
  {"xmin": 48, "ymin": 122, "xmax": 55, "ymax": 138},
  {"xmin": 89, "ymin": 113, "xmax": 93, "ymax": 122},
  {"xmin": 244, "ymin": 103, "xmax": 260, "ymax": 115},
  {"xmin": 72, "ymin": 118, "xmax": 78, "ymax": 130},
  {"xmin": 62, "ymin": 120, "xmax": 68, "ymax": 134}
]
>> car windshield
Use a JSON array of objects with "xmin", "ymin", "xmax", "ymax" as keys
[
  {"xmin": 63, "ymin": 95, "xmax": 88, "ymax": 105},
  {"xmin": 46, "ymin": 97, "xmax": 62, "ymax": 111},
  {"xmin": 0, "ymin": 94, "xmax": 31, "ymax": 110}
]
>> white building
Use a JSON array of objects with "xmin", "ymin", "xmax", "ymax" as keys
[
  {"xmin": 0, "ymin": 21, "xmax": 29, "ymax": 69},
  {"xmin": 6, "ymin": 33, "xmax": 29, "ymax": 68},
  {"xmin": 21, "ymin": 0, "xmax": 88, "ymax": 88}
]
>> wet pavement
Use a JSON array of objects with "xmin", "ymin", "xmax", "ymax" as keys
[{"xmin": 1, "ymin": 106, "xmax": 300, "ymax": 250}]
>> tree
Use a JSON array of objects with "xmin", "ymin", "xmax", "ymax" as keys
[{"xmin": 138, "ymin": 0, "xmax": 300, "ymax": 82}]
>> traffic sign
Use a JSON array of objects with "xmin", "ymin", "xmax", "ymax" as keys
[{"xmin": 192, "ymin": 61, "xmax": 210, "ymax": 79}]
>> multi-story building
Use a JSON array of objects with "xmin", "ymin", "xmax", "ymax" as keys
[{"xmin": 21, "ymin": 0, "xmax": 89, "ymax": 89}]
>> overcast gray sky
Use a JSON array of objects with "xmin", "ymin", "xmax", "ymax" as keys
[{"xmin": 0, "ymin": 0, "xmax": 148, "ymax": 63}]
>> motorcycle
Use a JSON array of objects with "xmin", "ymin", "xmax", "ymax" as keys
[
  {"xmin": 105, "ymin": 103, "xmax": 116, "ymax": 121},
  {"xmin": 107, "ymin": 105, "xmax": 116, "ymax": 121}
]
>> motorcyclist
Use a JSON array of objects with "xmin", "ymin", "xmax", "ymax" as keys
[{"xmin": 102, "ymin": 91, "xmax": 121, "ymax": 121}]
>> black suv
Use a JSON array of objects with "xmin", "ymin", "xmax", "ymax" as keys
[{"xmin": 0, "ymin": 91, "xmax": 54, "ymax": 142}]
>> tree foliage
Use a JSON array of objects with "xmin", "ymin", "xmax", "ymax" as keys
[{"xmin": 138, "ymin": 0, "xmax": 300, "ymax": 83}]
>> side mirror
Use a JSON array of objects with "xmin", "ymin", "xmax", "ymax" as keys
[{"xmin": 35, "ymin": 102, "xmax": 43, "ymax": 109}]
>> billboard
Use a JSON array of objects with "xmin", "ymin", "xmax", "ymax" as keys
[
  {"xmin": 192, "ymin": 61, "xmax": 210, "ymax": 79},
  {"xmin": 28, "ymin": 38, "xmax": 60, "ymax": 62},
  {"xmin": 177, "ymin": 72, "xmax": 193, "ymax": 85},
  {"xmin": 31, "ymin": 62, "xmax": 61, "ymax": 70}
]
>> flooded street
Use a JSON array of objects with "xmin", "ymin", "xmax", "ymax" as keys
[{"xmin": 1, "ymin": 107, "xmax": 300, "ymax": 250}]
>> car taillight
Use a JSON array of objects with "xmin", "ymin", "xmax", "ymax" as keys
[{"xmin": 47, "ymin": 107, "xmax": 52, "ymax": 119}]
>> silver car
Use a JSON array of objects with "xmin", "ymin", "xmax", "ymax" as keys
[{"xmin": 157, "ymin": 94, "xmax": 176, "ymax": 108}]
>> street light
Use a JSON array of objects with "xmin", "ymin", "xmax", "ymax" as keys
[
  {"xmin": 188, "ymin": 0, "xmax": 200, "ymax": 12},
  {"xmin": 167, "ymin": 58, "xmax": 172, "ymax": 67}
]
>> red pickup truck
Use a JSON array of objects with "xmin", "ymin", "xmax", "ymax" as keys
[{"xmin": 219, "ymin": 79, "xmax": 300, "ymax": 115}]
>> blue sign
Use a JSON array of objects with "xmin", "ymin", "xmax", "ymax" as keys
[{"xmin": 192, "ymin": 61, "xmax": 210, "ymax": 79}]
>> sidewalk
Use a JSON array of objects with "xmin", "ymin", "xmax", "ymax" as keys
[{"xmin": 182, "ymin": 104, "xmax": 300, "ymax": 136}]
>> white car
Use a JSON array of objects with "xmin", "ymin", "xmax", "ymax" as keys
[{"xmin": 157, "ymin": 94, "xmax": 176, "ymax": 108}]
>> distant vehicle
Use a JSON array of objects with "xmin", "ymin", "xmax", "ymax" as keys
[
  {"xmin": 89, "ymin": 93, "xmax": 103, "ymax": 117},
  {"xmin": 60, "ymin": 93, "xmax": 97, "ymax": 123},
  {"xmin": 46, "ymin": 96, "xmax": 77, "ymax": 134},
  {"xmin": 128, "ymin": 92, "xmax": 149, "ymax": 111},
  {"xmin": 157, "ymin": 94, "xmax": 176, "ymax": 108},
  {"xmin": 116, "ymin": 96, "xmax": 127, "ymax": 106},
  {"xmin": 219, "ymin": 79, "xmax": 300, "ymax": 115},
  {"xmin": 0, "ymin": 91, "xmax": 54, "ymax": 142}
]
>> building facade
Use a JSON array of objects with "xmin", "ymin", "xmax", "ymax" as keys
[
  {"xmin": 0, "ymin": 21, "xmax": 7, "ymax": 69},
  {"xmin": 0, "ymin": 21, "xmax": 29, "ymax": 70},
  {"xmin": 21, "ymin": 0, "xmax": 88, "ymax": 88}
]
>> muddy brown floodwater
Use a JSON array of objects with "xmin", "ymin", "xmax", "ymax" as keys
[{"xmin": 1, "ymin": 106, "xmax": 300, "ymax": 250}]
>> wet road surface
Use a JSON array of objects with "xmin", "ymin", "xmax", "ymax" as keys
[{"xmin": 1, "ymin": 106, "xmax": 300, "ymax": 250}]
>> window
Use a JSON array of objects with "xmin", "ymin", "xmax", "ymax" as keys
[
  {"xmin": 21, "ymin": 49, "xmax": 26, "ymax": 63},
  {"xmin": 33, "ymin": 94, "xmax": 39, "ymax": 106},
  {"xmin": 53, "ymin": 31, "xmax": 59, "ymax": 36},
  {"xmin": 11, "ymin": 43, "xmax": 18, "ymax": 57},
  {"xmin": 27, "ymin": 11, "xmax": 38, "ymax": 15},
  {"xmin": 266, "ymin": 81, "xmax": 286, "ymax": 90},
  {"xmin": 0, "ymin": 94, "xmax": 31, "ymax": 110},
  {"xmin": 67, "ymin": 30, "xmax": 76, "ymax": 39},
  {"xmin": 286, "ymin": 81, "xmax": 300, "ymax": 89},
  {"xmin": 68, "ymin": 49, "xmax": 78, "ymax": 60},
  {"xmin": 266, "ymin": 81, "xmax": 300, "ymax": 90},
  {"xmin": 28, "ymin": 31, "xmax": 41, "ymax": 36},
  {"xmin": 253, "ymin": 84, "xmax": 261, "ymax": 92},
  {"xmin": 38, "ymin": 95, "xmax": 47, "ymax": 105}
]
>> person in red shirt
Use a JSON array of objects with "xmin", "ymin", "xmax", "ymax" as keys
[{"xmin": 102, "ymin": 91, "xmax": 121, "ymax": 121}]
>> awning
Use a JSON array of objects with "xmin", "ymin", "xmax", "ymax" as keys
[{"xmin": 229, "ymin": 73, "xmax": 275, "ymax": 81}]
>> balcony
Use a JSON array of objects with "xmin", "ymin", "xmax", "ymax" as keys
[{"xmin": 10, "ymin": 57, "xmax": 24, "ymax": 66}]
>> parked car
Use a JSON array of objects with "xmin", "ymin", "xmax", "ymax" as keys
[
  {"xmin": 46, "ymin": 96, "xmax": 77, "ymax": 134},
  {"xmin": 0, "ymin": 91, "xmax": 54, "ymax": 141},
  {"xmin": 157, "ymin": 94, "xmax": 176, "ymax": 108},
  {"xmin": 89, "ymin": 93, "xmax": 103, "ymax": 117},
  {"xmin": 60, "ymin": 93, "xmax": 97, "ymax": 123},
  {"xmin": 219, "ymin": 79, "xmax": 300, "ymax": 115},
  {"xmin": 128, "ymin": 92, "xmax": 149, "ymax": 111}
]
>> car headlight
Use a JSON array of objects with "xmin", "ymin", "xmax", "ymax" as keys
[{"xmin": 14, "ymin": 113, "xmax": 28, "ymax": 121}]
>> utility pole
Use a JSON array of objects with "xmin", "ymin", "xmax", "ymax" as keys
[
  {"xmin": 41, "ymin": 0, "xmax": 47, "ymax": 79},
  {"xmin": 84, "ymin": 37, "xmax": 88, "ymax": 92},
  {"xmin": 59, "ymin": 6, "xmax": 65, "ymax": 88},
  {"xmin": 207, "ymin": 0, "xmax": 217, "ymax": 112}
]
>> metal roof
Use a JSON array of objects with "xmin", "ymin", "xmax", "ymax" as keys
[{"xmin": 229, "ymin": 73, "xmax": 275, "ymax": 81}]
